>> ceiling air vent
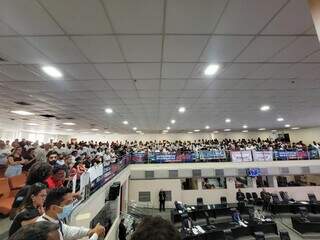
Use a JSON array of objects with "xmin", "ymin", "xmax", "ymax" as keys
[
  {"xmin": 40, "ymin": 114, "xmax": 56, "ymax": 118},
  {"xmin": 14, "ymin": 101, "xmax": 32, "ymax": 106}
]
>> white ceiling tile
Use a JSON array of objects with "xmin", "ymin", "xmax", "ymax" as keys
[
  {"xmin": 0, "ymin": 21, "xmax": 17, "ymax": 35},
  {"xmin": 160, "ymin": 90, "xmax": 182, "ymax": 98},
  {"xmin": 215, "ymin": 0, "xmax": 287, "ymax": 34},
  {"xmin": 72, "ymin": 36, "xmax": 123, "ymax": 62},
  {"xmin": 200, "ymin": 36, "xmax": 252, "ymax": 62},
  {"xmin": 135, "ymin": 80, "xmax": 160, "ymax": 90},
  {"xmin": 40, "ymin": 0, "xmax": 112, "ymax": 34},
  {"xmin": 0, "ymin": 65, "xmax": 44, "ymax": 81},
  {"xmin": 208, "ymin": 80, "xmax": 239, "ymax": 90},
  {"xmin": 0, "ymin": 0, "xmax": 63, "ymax": 35},
  {"xmin": 64, "ymin": 80, "xmax": 111, "ymax": 91},
  {"xmin": 262, "ymin": 0, "xmax": 314, "ymax": 34},
  {"xmin": 103, "ymin": 0, "xmax": 163, "ymax": 33},
  {"xmin": 140, "ymin": 97, "xmax": 159, "ymax": 104},
  {"xmin": 128, "ymin": 63, "xmax": 160, "ymax": 79},
  {"xmin": 303, "ymin": 50, "xmax": 320, "ymax": 62},
  {"xmin": 116, "ymin": 90, "xmax": 139, "ymax": 98},
  {"xmin": 161, "ymin": 80, "xmax": 186, "ymax": 90},
  {"xmin": 95, "ymin": 64, "xmax": 130, "ymax": 79},
  {"xmin": 271, "ymin": 36, "xmax": 320, "ymax": 62},
  {"xmin": 166, "ymin": 0, "xmax": 227, "ymax": 34},
  {"xmin": 164, "ymin": 36, "xmax": 209, "ymax": 61},
  {"xmin": 159, "ymin": 98, "xmax": 179, "ymax": 104},
  {"xmin": 180, "ymin": 90, "xmax": 203, "ymax": 98},
  {"xmin": 107, "ymin": 80, "xmax": 135, "ymax": 90},
  {"xmin": 57, "ymin": 64, "xmax": 101, "ymax": 80},
  {"xmin": 138, "ymin": 90, "xmax": 160, "ymax": 98},
  {"xmin": 219, "ymin": 64, "xmax": 261, "ymax": 79},
  {"xmin": 0, "ymin": 37, "xmax": 48, "ymax": 64},
  {"xmin": 185, "ymin": 79, "xmax": 212, "ymax": 90},
  {"xmin": 162, "ymin": 63, "xmax": 195, "ymax": 79},
  {"xmin": 247, "ymin": 63, "xmax": 292, "ymax": 79},
  {"xmin": 274, "ymin": 63, "xmax": 320, "ymax": 79},
  {"xmin": 119, "ymin": 35, "xmax": 161, "ymax": 62},
  {"xmin": 27, "ymin": 36, "xmax": 87, "ymax": 63},
  {"xmin": 236, "ymin": 36, "xmax": 295, "ymax": 62}
]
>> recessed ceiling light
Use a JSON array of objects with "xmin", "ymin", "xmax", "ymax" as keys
[
  {"xmin": 205, "ymin": 125, "xmax": 210, "ymax": 129},
  {"xmin": 242, "ymin": 130, "xmax": 248, "ymax": 133},
  {"xmin": 213, "ymin": 131, "xmax": 219, "ymax": 134},
  {"xmin": 178, "ymin": 107, "xmax": 186, "ymax": 113},
  {"xmin": 271, "ymin": 129, "xmax": 277, "ymax": 132},
  {"xmin": 91, "ymin": 128, "xmax": 99, "ymax": 131},
  {"xmin": 166, "ymin": 126, "xmax": 171, "ymax": 130},
  {"xmin": 291, "ymin": 127, "xmax": 300, "ymax": 130},
  {"xmin": 41, "ymin": 65, "xmax": 63, "ymax": 78},
  {"xmin": 204, "ymin": 64, "xmax": 220, "ymax": 76},
  {"xmin": 224, "ymin": 129, "xmax": 231, "ymax": 132},
  {"xmin": 171, "ymin": 119, "xmax": 176, "ymax": 124},
  {"xmin": 11, "ymin": 110, "xmax": 34, "ymax": 116},
  {"xmin": 105, "ymin": 108, "xmax": 113, "ymax": 114},
  {"xmin": 242, "ymin": 125, "xmax": 248, "ymax": 129},
  {"xmin": 258, "ymin": 128, "xmax": 266, "ymax": 131},
  {"xmin": 66, "ymin": 129, "xmax": 74, "ymax": 131},
  {"xmin": 225, "ymin": 118, "xmax": 231, "ymax": 123},
  {"xmin": 122, "ymin": 120, "xmax": 129, "ymax": 125},
  {"xmin": 284, "ymin": 124, "xmax": 290, "ymax": 128},
  {"xmin": 132, "ymin": 127, "xmax": 137, "ymax": 131},
  {"xmin": 260, "ymin": 105, "xmax": 270, "ymax": 111},
  {"xmin": 63, "ymin": 122, "xmax": 75, "ymax": 126},
  {"xmin": 26, "ymin": 123, "xmax": 39, "ymax": 126},
  {"xmin": 187, "ymin": 132, "xmax": 193, "ymax": 134},
  {"xmin": 277, "ymin": 117, "xmax": 284, "ymax": 122},
  {"xmin": 194, "ymin": 129, "xmax": 200, "ymax": 132},
  {"xmin": 104, "ymin": 131, "xmax": 111, "ymax": 134}
]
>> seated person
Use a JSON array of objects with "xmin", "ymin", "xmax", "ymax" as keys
[
  {"xmin": 174, "ymin": 201, "xmax": 185, "ymax": 212},
  {"xmin": 253, "ymin": 209, "xmax": 265, "ymax": 221},
  {"xmin": 236, "ymin": 189, "xmax": 245, "ymax": 202},
  {"xmin": 9, "ymin": 183, "xmax": 47, "ymax": 237},
  {"xmin": 9, "ymin": 221, "xmax": 60, "ymax": 240},
  {"xmin": 232, "ymin": 209, "xmax": 248, "ymax": 227}
]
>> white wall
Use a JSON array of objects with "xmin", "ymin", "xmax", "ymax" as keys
[{"xmin": 129, "ymin": 177, "xmax": 320, "ymax": 207}]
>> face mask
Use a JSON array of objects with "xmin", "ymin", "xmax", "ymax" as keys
[{"xmin": 57, "ymin": 203, "xmax": 73, "ymax": 220}]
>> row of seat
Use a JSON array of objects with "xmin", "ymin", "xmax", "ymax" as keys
[{"xmin": 0, "ymin": 174, "xmax": 27, "ymax": 216}]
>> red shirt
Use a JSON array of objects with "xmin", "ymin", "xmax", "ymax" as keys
[{"xmin": 44, "ymin": 176, "xmax": 64, "ymax": 189}]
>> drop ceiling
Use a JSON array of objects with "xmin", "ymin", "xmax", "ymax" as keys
[{"xmin": 0, "ymin": 0, "xmax": 319, "ymax": 134}]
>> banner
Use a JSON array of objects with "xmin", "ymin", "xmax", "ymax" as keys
[
  {"xmin": 274, "ymin": 151, "xmax": 297, "ymax": 160},
  {"xmin": 231, "ymin": 151, "xmax": 252, "ymax": 162},
  {"xmin": 131, "ymin": 152, "xmax": 146, "ymax": 163},
  {"xmin": 155, "ymin": 153, "xmax": 176, "ymax": 163},
  {"xmin": 176, "ymin": 153, "xmax": 193, "ymax": 162},
  {"xmin": 252, "ymin": 151, "xmax": 273, "ymax": 161},
  {"xmin": 198, "ymin": 150, "xmax": 226, "ymax": 160}
]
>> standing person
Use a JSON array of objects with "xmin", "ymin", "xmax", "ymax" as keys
[
  {"xmin": 118, "ymin": 218, "xmax": 127, "ymax": 240},
  {"xmin": 260, "ymin": 188, "xmax": 271, "ymax": 211},
  {"xmin": 5, "ymin": 146, "xmax": 26, "ymax": 177},
  {"xmin": 159, "ymin": 189, "xmax": 166, "ymax": 212}
]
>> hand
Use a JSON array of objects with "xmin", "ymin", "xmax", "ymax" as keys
[
  {"xmin": 37, "ymin": 206, "xmax": 45, "ymax": 215},
  {"xmin": 72, "ymin": 192, "xmax": 82, "ymax": 201},
  {"xmin": 93, "ymin": 223, "xmax": 105, "ymax": 236}
]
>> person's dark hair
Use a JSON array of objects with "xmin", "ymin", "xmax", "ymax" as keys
[
  {"xmin": 21, "ymin": 182, "xmax": 47, "ymax": 209},
  {"xmin": 52, "ymin": 164, "xmax": 67, "ymax": 175},
  {"xmin": 131, "ymin": 216, "xmax": 180, "ymax": 240},
  {"xmin": 9, "ymin": 221, "xmax": 59, "ymax": 240},
  {"xmin": 26, "ymin": 162, "xmax": 52, "ymax": 185},
  {"xmin": 44, "ymin": 187, "xmax": 72, "ymax": 210},
  {"xmin": 46, "ymin": 150, "xmax": 58, "ymax": 159}
]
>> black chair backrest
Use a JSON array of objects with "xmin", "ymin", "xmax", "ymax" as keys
[
  {"xmin": 220, "ymin": 196, "xmax": 227, "ymax": 204},
  {"xmin": 279, "ymin": 231, "xmax": 291, "ymax": 240},
  {"xmin": 246, "ymin": 192, "xmax": 252, "ymax": 200},
  {"xmin": 279, "ymin": 191, "xmax": 289, "ymax": 202},
  {"xmin": 308, "ymin": 193, "xmax": 317, "ymax": 203},
  {"xmin": 271, "ymin": 193, "xmax": 280, "ymax": 204},
  {"xmin": 197, "ymin": 197, "xmax": 204, "ymax": 205},
  {"xmin": 252, "ymin": 192, "xmax": 259, "ymax": 199}
]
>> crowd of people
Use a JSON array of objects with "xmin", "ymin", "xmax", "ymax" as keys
[{"xmin": 0, "ymin": 136, "xmax": 318, "ymax": 239}]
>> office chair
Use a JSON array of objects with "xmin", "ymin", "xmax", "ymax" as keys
[
  {"xmin": 197, "ymin": 197, "xmax": 204, "ymax": 210},
  {"xmin": 308, "ymin": 193, "xmax": 318, "ymax": 204},
  {"xmin": 220, "ymin": 196, "xmax": 227, "ymax": 206},
  {"xmin": 271, "ymin": 193, "xmax": 281, "ymax": 204},
  {"xmin": 252, "ymin": 192, "xmax": 263, "ymax": 205},
  {"xmin": 279, "ymin": 231, "xmax": 291, "ymax": 240}
]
